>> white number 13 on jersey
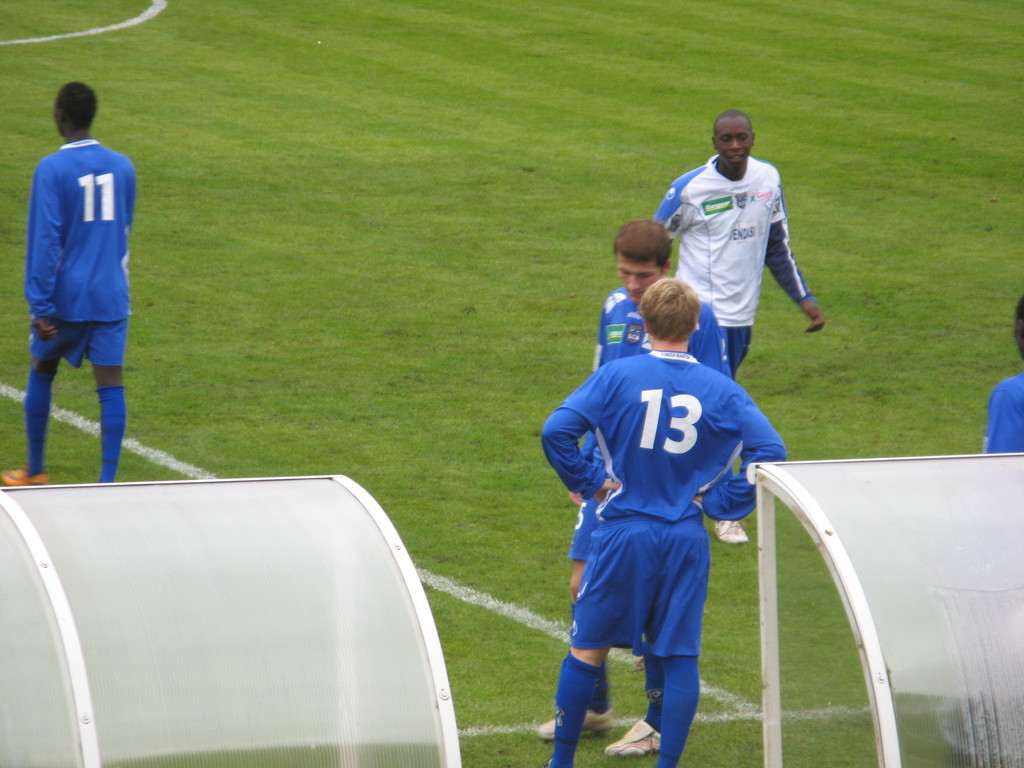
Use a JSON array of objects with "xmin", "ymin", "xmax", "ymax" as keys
[
  {"xmin": 79, "ymin": 173, "xmax": 115, "ymax": 222},
  {"xmin": 639, "ymin": 389, "xmax": 702, "ymax": 454}
]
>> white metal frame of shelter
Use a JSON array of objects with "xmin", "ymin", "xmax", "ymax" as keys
[
  {"xmin": 0, "ymin": 475, "xmax": 461, "ymax": 768},
  {"xmin": 753, "ymin": 454, "xmax": 1024, "ymax": 768}
]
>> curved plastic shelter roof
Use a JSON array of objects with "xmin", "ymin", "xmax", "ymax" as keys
[
  {"xmin": 0, "ymin": 475, "xmax": 460, "ymax": 768},
  {"xmin": 753, "ymin": 454, "xmax": 1024, "ymax": 768}
]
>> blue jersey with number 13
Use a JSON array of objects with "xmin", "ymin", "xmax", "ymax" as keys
[{"xmin": 544, "ymin": 351, "xmax": 785, "ymax": 523}]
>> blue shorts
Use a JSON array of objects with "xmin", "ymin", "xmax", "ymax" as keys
[
  {"xmin": 572, "ymin": 514, "xmax": 710, "ymax": 657},
  {"xmin": 723, "ymin": 325, "xmax": 752, "ymax": 377},
  {"xmin": 30, "ymin": 319, "xmax": 128, "ymax": 368},
  {"xmin": 568, "ymin": 498, "xmax": 600, "ymax": 561}
]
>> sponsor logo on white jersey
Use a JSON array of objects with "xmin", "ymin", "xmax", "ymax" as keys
[
  {"xmin": 702, "ymin": 196, "xmax": 733, "ymax": 215},
  {"xmin": 731, "ymin": 222, "xmax": 757, "ymax": 241}
]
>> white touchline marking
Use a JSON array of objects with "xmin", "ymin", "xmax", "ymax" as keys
[
  {"xmin": 0, "ymin": 383, "xmax": 214, "ymax": 480},
  {"xmin": 417, "ymin": 568, "xmax": 758, "ymax": 713},
  {"xmin": 0, "ymin": 0, "xmax": 168, "ymax": 46},
  {"xmin": 1, "ymin": 382, "xmax": 866, "ymax": 732},
  {"xmin": 460, "ymin": 705, "xmax": 870, "ymax": 737}
]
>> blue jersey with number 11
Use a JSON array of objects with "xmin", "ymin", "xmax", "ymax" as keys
[
  {"xmin": 543, "ymin": 351, "xmax": 786, "ymax": 523},
  {"xmin": 26, "ymin": 139, "xmax": 136, "ymax": 322}
]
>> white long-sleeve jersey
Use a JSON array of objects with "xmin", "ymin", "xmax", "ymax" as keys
[{"xmin": 653, "ymin": 155, "xmax": 813, "ymax": 328}]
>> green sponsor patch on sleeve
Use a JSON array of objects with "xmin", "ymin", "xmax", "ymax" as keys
[{"xmin": 606, "ymin": 324, "xmax": 625, "ymax": 343}]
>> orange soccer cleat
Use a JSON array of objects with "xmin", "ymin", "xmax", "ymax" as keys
[{"xmin": 2, "ymin": 466, "xmax": 50, "ymax": 487}]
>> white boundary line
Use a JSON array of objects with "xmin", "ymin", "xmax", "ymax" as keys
[
  {"xmin": 0, "ymin": 383, "xmax": 862, "ymax": 734},
  {"xmin": 0, "ymin": 1, "xmax": 167, "ymax": 46},
  {"xmin": 417, "ymin": 568, "xmax": 760, "ymax": 715},
  {"xmin": 0, "ymin": 384, "xmax": 214, "ymax": 480},
  {"xmin": 461, "ymin": 705, "xmax": 870, "ymax": 737}
]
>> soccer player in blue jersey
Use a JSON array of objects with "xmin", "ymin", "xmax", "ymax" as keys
[
  {"xmin": 540, "ymin": 277, "xmax": 786, "ymax": 768},
  {"xmin": 654, "ymin": 109, "xmax": 823, "ymax": 544},
  {"xmin": 984, "ymin": 293, "xmax": 1024, "ymax": 453},
  {"xmin": 537, "ymin": 220, "xmax": 730, "ymax": 755},
  {"xmin": 593, "ymin": 221, "xmax": 729, "ymax": 375},
  {"xmin": 3, "ymin": 82, "xmax": 136, "ymax": 486}
]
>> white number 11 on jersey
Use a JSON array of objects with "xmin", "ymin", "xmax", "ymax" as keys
[{"xmin": 79, "ymin": 173, "xmax": 115, "ymax": 222}]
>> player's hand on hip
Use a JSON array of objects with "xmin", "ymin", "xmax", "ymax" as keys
[{"xmin": 593, "ymin": 479, "xmax": 621, "ymax": 502}]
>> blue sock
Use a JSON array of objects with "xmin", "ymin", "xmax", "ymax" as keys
[
  {"xmin": 644, "ymin": 651, "xmax": 665, "ymax": 732},
  {"xmin": 588, "ymin": 661, "xmax": 610, "ymax": 714},
  {"xmin": 654, "ymin": 655, "xmax": 700, "ymax": 768},
  {"xmin": 25, "ymin": 368, "xmax": 55, "ymax": 476},
  {"xmin": 569, "ymin": 603, "xmax": 611, "ymax": 715},
  {"xmin": 550, "ymin": 654, "xmax": 602, "ymax": 768},
  {"xmin": 97, "ymin": 386, "xmax": 126, "ymax": 483}
]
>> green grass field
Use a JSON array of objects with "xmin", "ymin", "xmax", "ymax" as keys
[{"xmin": 0, "ymin": 1, "xmax": 1021, "ymax": 766}]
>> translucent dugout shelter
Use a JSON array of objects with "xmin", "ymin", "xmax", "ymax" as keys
[
  {"xmin": 754, "ymin": 454, "xmax": 1024, "ymax": 768},
  {"xmin": 0, "ymin": 476, "xmax": 460, "ymax": 768}
]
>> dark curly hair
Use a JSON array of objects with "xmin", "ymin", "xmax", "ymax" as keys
[{"xmin": 55, "ymin": 82, "xmax": 97, "ymax": 130}]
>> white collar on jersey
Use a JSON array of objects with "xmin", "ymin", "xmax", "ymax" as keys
[
  {"xmin": 60, "ymin": 139, "xmax": 100, "ymax": 150},
  {"xmin": 651, "ymin": 350, "xmax": 697, "ymax": 363}
]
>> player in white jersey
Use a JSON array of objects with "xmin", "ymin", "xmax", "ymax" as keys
[
  {"xmin": 984, "ymin": 293, "xmax": 1024, "ymax": 453},
  {"xmin": 3, "ymin": 82, "xmax": 136, "ymax": 486},
  {"xmin": 653, "ymin": 110, "xmax": 822, "ymax": 544},
  {"xmin": 653, "ymin": 109, "xmax": 824, "ymax": 377},
  {"xmin": 539, "ymin": 278, "xmax": 786, "ymax": 768}
]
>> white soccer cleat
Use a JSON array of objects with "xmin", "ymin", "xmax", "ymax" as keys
[
  {"xmin": 715, "ymin": 519, "xmax": 749, "ymax": 544},
  {"xmin": 604, "ymin": 718, "xmax": 661, "ymax": 757},
  {"xmin": 536, "ymin": 708, "xmax": 614, "ymax": 741}
]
